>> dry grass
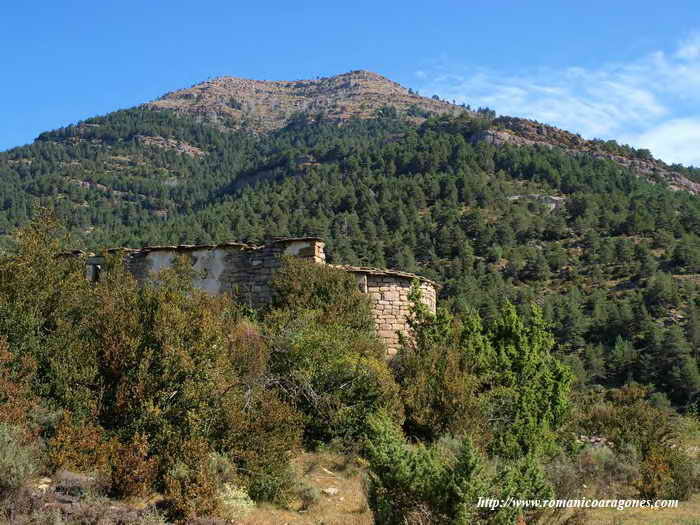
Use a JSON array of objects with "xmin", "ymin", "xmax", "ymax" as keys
[
  {"xmin": 4, "ymin": 451, "xmax": 372, "ymax": 524},
  {"xmin": 238, "ymin": 451, "xmax": 372, "ymax": 525}
]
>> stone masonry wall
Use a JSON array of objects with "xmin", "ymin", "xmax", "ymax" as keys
[
  {"xmin": 365, "ymin": 274, "xmax": 437, "ymax": 357},
  {"xmin": 123, "ymin": 238, "xmax": 325, "ymax": 309},
  {"xmin": 87, "ymin": 238, "xmax": 437, "ymax": 357}
]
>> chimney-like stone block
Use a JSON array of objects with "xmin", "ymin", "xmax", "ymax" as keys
[{"xmin": 279, "ymin": 239, "xmax": 325, "ymax": 263}]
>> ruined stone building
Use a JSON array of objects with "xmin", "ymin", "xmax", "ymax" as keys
[{"xmin": 83, "ymin": 238, "xmax": 438, "ymax": 356}]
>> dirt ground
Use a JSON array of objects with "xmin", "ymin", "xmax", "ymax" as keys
[{"xmin": 237, "ymin": 451, "xmax": 373, "ymax": 525}]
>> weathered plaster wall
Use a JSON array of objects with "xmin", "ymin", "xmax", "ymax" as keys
[{"xmin": 124, "ymin": 238, "xmax": 326, "ymax": 308}]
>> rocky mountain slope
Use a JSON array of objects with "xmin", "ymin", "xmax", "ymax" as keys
[
  {"xmin": 1, "ymin": 69, "xmax": 700, "ymax": 251},
  {"xmin": 149, "ymin": 69, "xmax": 467, "ymax": 132},
  {"xmin": 480, "ymin": 116, "xmax": 700, "ymax": 195},
  {"xmin": 146, "ymin": 69, "xmax": 700, "ymax": 195}
]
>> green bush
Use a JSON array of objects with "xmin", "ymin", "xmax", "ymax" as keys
[
  {"xmin": 0, "ymin": 423, "xmax": 40, "ymax": 496},
  {"xmin": 109, "ymin": 433, "xmax": 158, "ymax": 499},
  {"xmin": 364, "ymin": 412, "xmax": 489, "ymax": 525},
  {"xmin": 162, "ymin": 439, "xmax": 221, "ymax": 521},
  {"xmin": 396, "ymin": 287, "xmax": 572, "ymax": 457},
  {"xmin": 214, "ymin": 386, "xmax": 302, "ymax": 503},
  {"xmin": 574, "ymin": 385, "xmax": 675, "ymax": 458},
  {"xmin": 0, "ymin": 218, "xmax": 305, "ymax": 515},
  {"xmin": 545, "ymin": 446, "xmax": 640, "ymax": 499},
  {"xmin": 270, "ymin": 256, "xmax": 375, "ymax": 332},
  {"xmin": 573, "ymin": 385, "xmax": 699, "ymax": 500},
  {"xmin": 0, "ymin": 337, "xmax": 37, "ymax": 431},
  {"xmin": 394, "ymin": 285, "xmax": 488, "ymax": 442},
  {"xmin": 364, "ymin": 413, "xmax": 554, "ymax": 525},
  {"xmin": 665, "ymin": 446, "xmax": 699, "ymax": 500},
  {"xmin": 246, "ymin": 464, "xmax": 296, "ymax": 504},
  {"xmin": 632, "ymin": 444, "xmax": 698, "ymax": 501},
  {"xmin": 267, "ymin": 309, "xmax": 403, "ymax": 446},
  {"xmin": 483, "ymin": 302, "xmax": 572, "ymax": 459}
]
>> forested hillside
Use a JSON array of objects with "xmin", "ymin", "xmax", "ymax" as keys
[
  {"xmin": 2, "ymin": 94, "xmax": 700, "ymax": 407},
  {"xmin": 3, "ymin": 71, "xmax": 700, "ymax": 523}
]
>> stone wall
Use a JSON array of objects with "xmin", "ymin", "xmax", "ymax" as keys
[
  {"xmin": 122, "ymin": 238, "xmax": 325, "ymax": 309},
  {"xmin": 317, "ymin": 265, "xmax": 437, "ymax": 356},
  {"xmin": 85, "ymin": 237, "xmax": 437, "ymax": 357},
  {"xmin": 367, "ymin": 274, "xmax": 436, "ymax": 356}
]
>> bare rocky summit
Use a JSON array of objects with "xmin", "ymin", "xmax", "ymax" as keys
[
  {"xmin": 146, "ymin": 70, "xmax": 699, "ymax": 195},
  {"xmin": 148, "ymin": 69, "xmax": 467, "ymax": 132}
]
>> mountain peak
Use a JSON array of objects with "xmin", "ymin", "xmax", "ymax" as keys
[{"xmin": 148, "ymin": 70, "xmax": 466, "ymax": 132}]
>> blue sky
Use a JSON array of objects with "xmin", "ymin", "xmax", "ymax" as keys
[{"xmin": 2, "ymin": 1, "xmax": 700, "ymax": 165}]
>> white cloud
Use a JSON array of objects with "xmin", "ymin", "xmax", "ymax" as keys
[
  {"xmin": 632, "ymin": 118, "xmax": 700, "ymax": 167},
  {"xmin": 416, "ymin": 34, "xmax": 700, "ymax": 166},
  {"xmin": 676, "ymin": 34, "xmax": 700, "ymax": 61}
]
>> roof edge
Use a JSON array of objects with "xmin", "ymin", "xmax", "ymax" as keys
[{"xmin": 328, "ymin": 264, "xmax": 440, "ymax": 288}]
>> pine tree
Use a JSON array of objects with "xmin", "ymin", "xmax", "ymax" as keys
[{"xmin": 486, "ymin": 303, "xmax": 573, "ymax": 458}]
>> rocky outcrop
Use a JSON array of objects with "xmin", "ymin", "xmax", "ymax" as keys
[
  {"xmin": 134, "ymin": 135, "xmax": 206, "ymax": 157},
  {"xmin": 475, "ymin": 116, "xmax": 700, "ymax": 196},
  {"xmin": 149, "ymin": 71, "xmax": 699, "ymax": 196},
  {"xmin": 148, "ymin": 70, "xmax": 468, "ymax": 133}
]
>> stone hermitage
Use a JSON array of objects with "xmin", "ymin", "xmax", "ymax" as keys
[{"xmin": 78, "ymin": 237, "xmax": 438, "ymax": 356}]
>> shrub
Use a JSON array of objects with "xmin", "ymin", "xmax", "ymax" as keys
[
  {"xmin": 214, "ymin": 386, "xmax": 302, "ymax": 503},
  {"xmin": 208, "ymin": 451, "xmax": 238, "ymax": 485},
  {"xmin": 573, "ymin": 385, "xmax": 675, "ymax": 458},
  {"xmin": 0, "ymin": 423, "xmax": 40, "ymax": 496},
  {"xmin": 483, "ymin": 302, "xmax": 572, "ymax": 459},
  {"xmin": 267, "ymin": 309, "xmax": 402, "ymax": 446},
  {"xmin": 77, "ymin": 261, "xmax": 301, "ymax": 504},
  {"xmin": 397, "ymin": 287, "xmax": 572, "ymax": 456},
  {"xmin": 0, "ymin": 218, "xmax": 305, "ymax": 517},
  {"xmin": 573, "ymin": 385, "xmax": 700, "ymax": 500},
  {"xmin": 631, "ymin": 444, "xmax": 698, "ymax": 500},
  {"xmin": 218, "ymin": 483, "xmax": 255, "ymax": 519},
  {"xmin": 0, "ymin": 210, "xmax": 95, "ymax": 420},
  {"xmin": 47, "ymin": 413, "xmax": 110, "ymax": 474},
  {"xmin": 365, "ymin": 412, "xmax": 556, "ymax": 524},
  {"xmin": 635, "ymin": 447, "xmax": 674, "ymax": 500},
  {"xmin": 365, "ymin": 412, "xmax": 489, "ymax": 525},
  {"xmin": 545, "ymin": 445, "xmax": 640, "ymax": 499},
  {"xmin": 162, "ymin": 439, "xmax": 221, "ymax": 521},
  {"xmin": 0, "ymin": 338, "xmax": 37, "ymax": 430},
  {"xmin": 665, "ymin": 446, "xmax": 698, "ymax": 500},
  {"xmin": 394, "ymin": 285, "xmax": 487, "ymax": 442},
  {"xmin": 109, "ymin": 433, "xmax": 158, "ymax": 499},
  {"xmin": 270, "ymin": 256, "xmax": 375, "ymax": 331},
  {"xmin": 246, "ymin": 465, "xmax": 296, "ymax": 504},
  {"xmin": 298, "ymin": 482, "xmax": 321, "ymax": 510}
]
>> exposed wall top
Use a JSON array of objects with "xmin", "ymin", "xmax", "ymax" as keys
[
  {"xmin": 136, "ymin": 237, "xmax": 326, "ymax": 254},
  {"xmin": 328, "ymin": 264, "xmax": 440, "ymax": 288},
  {"xmin": 59, "ymin": 237, "xmax": 325, "ymax": 258},
  {"xmin": 60, "ymin": 237, "xmax": 438, "ymax": 288}
]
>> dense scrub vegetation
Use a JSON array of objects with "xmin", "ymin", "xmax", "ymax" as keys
[
  {"xmin": 0, "ymin": 216, "xmax": 403, "ymax": 520},
  {"xmin": 1, "ymin": 216, "xmax": 699, "ymax": 523}
]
